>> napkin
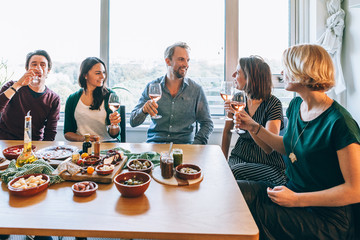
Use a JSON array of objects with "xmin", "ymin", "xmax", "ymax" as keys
[
  {"xmin": 100, "ymin": 147, "xmax": 160, "ymax": 168},
  {"xmin": 0, "ymin": 159, "xmax": 64, "ymax": 185}
]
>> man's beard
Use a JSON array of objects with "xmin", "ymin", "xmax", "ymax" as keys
[{"xmin": 173, "ymin": 67, "xmax": 187, "ymax": 79}]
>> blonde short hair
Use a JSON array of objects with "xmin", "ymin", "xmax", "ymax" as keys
[{"xmin": 282, "ymin": 44, "xmax": 335, "ymax": 91}]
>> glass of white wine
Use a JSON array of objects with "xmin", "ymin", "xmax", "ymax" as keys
[
  {"xmin": 230, "ymin": 89, "xmax": 246, "ymax": 134},
  {"xmin": 30, "ymin": 66, "xmax": 43, "ymax": 87},
  {"xmin": 108, "ymin": 93, "xmax": 121, "ymax": 129},
  {"xmin": 149, "ymin": 83, "xmax": 162, "ymax": 119},
  {"xmin": 220, "ymin": 81, "xmax": 234, "ymax": 121}
]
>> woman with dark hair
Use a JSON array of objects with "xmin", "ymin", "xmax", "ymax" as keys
[
  {"xmin": 236, "ymin": 44, "xmax": 360, "ymax": 239},
  {"xmin": 221, "ymin": 56, "xmax": 286, "ymax": 185},
  {"xmin": 64, "ymin": 57, "xmax": 121, "ymax": 142}
]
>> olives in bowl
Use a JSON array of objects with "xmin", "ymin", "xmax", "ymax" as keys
[
  {"xmin": 127, "ymin": 159, "xmax": 153, "ymax": 174},
  {"xmin": 114, "ymin": 171, "xmax": 151, "ymax": 198},
  {"xmin": 175, "ymin": 164, "xmax": 202, "ymax": 180}
]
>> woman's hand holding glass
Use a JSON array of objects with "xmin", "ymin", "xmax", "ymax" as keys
[
  {"xmin": 234, "ymin": 110, "xmax": 259, "ymax": 133},
  {"xmin": 220, "ymin": 81, "xmax": 234, "ymax": 121},
  {"xmin": 230, "ymin": 89, "xmax": 247, "ymax": 134},
  {"xmin": 108, "ymin": 93, "xmax": 121, "ymax": 130}
]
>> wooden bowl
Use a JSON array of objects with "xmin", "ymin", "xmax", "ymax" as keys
[
  {"xmin": 114, "ymin": 172, "xmax": 151, "ymax": 198},
  {"xmin": 127, "ymin": 159, "xmax": 153, "ymax": 174},
  {"xmin": 3, "ymin": 145, "xmax": 36, "ymax": 160},
  {"xmin": 175, "ymin": 164, "xmax": 202, "ymax": 180},
  {"xmin": 8, "ymin": 174, "xmax": 49, "ymax": 197},
  {"xmin": 72, "ymin": 181, "xmax": 98, "ymax": 197},
  {"xmin": 95, "ymin": 164, "xmax": 114, "ymax": 175},
  {"xmin": 83, "ymin": 155, "xmax": 101, "ymax": 166}
]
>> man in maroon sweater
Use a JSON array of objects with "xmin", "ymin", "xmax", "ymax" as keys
[{"xmin": 0, "ymin": 50, "xmax": 60, "ymax": 141}]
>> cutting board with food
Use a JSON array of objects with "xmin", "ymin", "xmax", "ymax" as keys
[{"xmin": 55, "ymin": 150, "xmax": 127, "ymax": 184}]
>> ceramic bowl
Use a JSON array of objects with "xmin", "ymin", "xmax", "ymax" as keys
[
  {"xmin": 83, "ymin": 155, "xmax": 101, "ymax": 166},
  {"xmin": 95, "ymin": 164, "xmax": 114, "ymax": 175},
  {"xmin": 114, "ymin": 171, "xmax": 151, "ymax": 198},
  {"xmin": 3, "ymin": 145, "xmax": 36, "ymax": 160},
  {"xmin": 127, "ymin": 159, "xmax": 154, "ymax": 174},
  {"xmin": 72, "ymin": 181, "xmax": 98, "ymax": 197},
  {"xmin": 7, "ymin": 174, "xmax": 50, "ymax": 197},
  {"xmin": 175, "ymin": 164, "xmax": 202, "ymax": 180}
]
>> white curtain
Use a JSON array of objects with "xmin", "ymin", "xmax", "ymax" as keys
[{"xmin": 317, "ymin": 0, "xmax": 346, "ymax": 97}]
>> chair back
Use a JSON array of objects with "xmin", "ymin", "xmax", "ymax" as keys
[
  {"xmin": 353, "ymin": 203, "xmax": 360, "ymax": 239},
  {"xmin": 119, "ymin": 105, "xmax": 126, "ymax": 142}
]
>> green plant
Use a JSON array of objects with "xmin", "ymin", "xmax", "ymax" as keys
[
  {"xmin": 111, "ymin": 85, "xmax": 131, "ymax": 94},
  {"xmin": 0, "ymin": 59, "xmax": 14, "ymax": 86}
]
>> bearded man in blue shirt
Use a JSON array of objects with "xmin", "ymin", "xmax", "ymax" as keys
[{"xmin": 130, "ymin": 42, "xmax": 214, "ymax": 144}]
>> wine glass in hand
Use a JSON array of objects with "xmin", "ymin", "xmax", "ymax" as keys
[
  {"xmin": 230, "ymin": 89, "xmax": 246, "ymax": 134},
  {"xmin": 30, "ymin": 66, "xmax": 43, "ymax": 87},
  {"xmin": 149, "ymin": 83, "xmax": 162, "ymax": 119},
  {"xmin": 108, "ymin": 93, "xmax": 121, "ymax": 129},
  {"xmin": 220, "ymin": 81, "xmax": 234, "ymax": 121}
]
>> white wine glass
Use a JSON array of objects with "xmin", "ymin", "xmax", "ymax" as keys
[
  {"xmin": 108, "ymin": 93, "xmax": 121, "ymax": 129},
  {"xmin": 220, "ymin": 81, "xmax": 234, "ymax": 121},
  {"xmin": 230, "ymin": 89, "xmax": 246, "ymax": 134},
  {"xmin": 149, "ymin": 83, "xmax": 162, "ymax": 119},
  {"xmin": 30, "ymin": 66, "xmax": 43, "ymax": 87}
]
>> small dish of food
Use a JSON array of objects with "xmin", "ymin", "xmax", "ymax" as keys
[
  {"xmin": 72, "ymin": 181, "xmax": 98, "ymax": 197},
  {"xmin": 175, "ymin": 164, "xmax": 202, "ymax": 180},
  {"xmin": 7, "ymin": 174, "xmax": 50, "ymax": 197},
  {"xmin": 83, "ymin": 155, "xmax": 101, "ymax": 166},
  {"xmin": 95, "ymin": 164, "xmax": 115, "ymax": 175},
  {"xmin": 3, "ymin": 145, "xmax": 36, "ymax": 160},
  {"xmin": 127, "ymin": 159, "xmax": 153, "ymax": 174},
  {"xmin": 114, "ymin": 171, "xmax": 151, "ymax": 198}
]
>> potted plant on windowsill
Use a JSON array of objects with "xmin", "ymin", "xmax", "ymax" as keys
[{"xmin": 0, "ymin": 59, "xmax": 14, "ymax": 87}]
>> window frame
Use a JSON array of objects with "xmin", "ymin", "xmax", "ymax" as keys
[{"xmin": 99, "ymin": 0, "xmax": 304, "ymax": 119}]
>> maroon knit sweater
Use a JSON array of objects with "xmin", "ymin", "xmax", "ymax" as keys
[{"xmin": 0, "ymin": 81, "xmax": 60, "ymax": 141}]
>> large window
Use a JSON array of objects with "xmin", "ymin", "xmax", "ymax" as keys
[
  {"xmin": 238, "ymin": 0, "xmax": 293, "ymax": 109},
  {"xmin": 1, "ymin": 0, "xmax": 293, "ymax": 114},
  {"xmin": 109, "ymin": 0, "xmax": 224, "ymax": 115},
  {"xmin": 0, "ymin": 0, "xmax": 100, "ymax": 111}
]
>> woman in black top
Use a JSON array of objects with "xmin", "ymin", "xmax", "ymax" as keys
[{"xmin": 221, "ymin": 56, "xmax": 286, "ymax": 185}]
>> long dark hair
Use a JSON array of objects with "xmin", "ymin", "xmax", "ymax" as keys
[
  {"xmin": 240, "ymin": 56, "xmax": 272, "ymax": 100},
  {"xmin": 78, "ymin": 57, "xmax": 109, "ymax": 110}
]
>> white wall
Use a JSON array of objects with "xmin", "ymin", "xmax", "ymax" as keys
[{"xmin": 343, "ymin": 1, "xmax": 360, "ymax": 123}]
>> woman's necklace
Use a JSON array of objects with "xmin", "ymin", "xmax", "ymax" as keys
[
  {"xmin": 289, "ymin": 116, "xmax": 310, "ymax": 163},
  {"xmin": 289, "ymin": 95, "xmax": 328, "ymax": 163}
]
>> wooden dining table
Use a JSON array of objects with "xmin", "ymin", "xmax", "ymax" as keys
[{"xmin": 0, "ymin": 140, "xmax": 259, "ymax": 240}]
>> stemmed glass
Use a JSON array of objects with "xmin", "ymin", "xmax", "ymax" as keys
[
  {"xmin": 220, "ymin": 81, "xmax": 234, "ymax": 121},
  {"xmin": 30, "ymin": 66, "xmax": 43, "ymax": 86},
  {"xmin": 149, "ymin": 83, "xmax": 162, "ymax": 119},
  {"xmin": 230, "ymin": 88, "xmax": 247, "ymax": 134},
  {"xmin": 108, "ymin": 93, "xmax": 121, "ymax": 129}
]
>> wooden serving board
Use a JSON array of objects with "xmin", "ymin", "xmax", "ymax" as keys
[
  {"xmin": 60, "ymin": 156, "xmax": 128, "ymax": 184},
  {"xmin": 152, "ymin": 166, "xmax": 203, "ymax": 186}
]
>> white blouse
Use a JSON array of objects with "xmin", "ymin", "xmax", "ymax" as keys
[{"xmin": 74, "ymin": 99, "xmax": 112, "ymax": 141}]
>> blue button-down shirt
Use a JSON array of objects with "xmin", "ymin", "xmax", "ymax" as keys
[{"xmin": 130, "ymin": 76, "xmax": 213, "ymax": 144}]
